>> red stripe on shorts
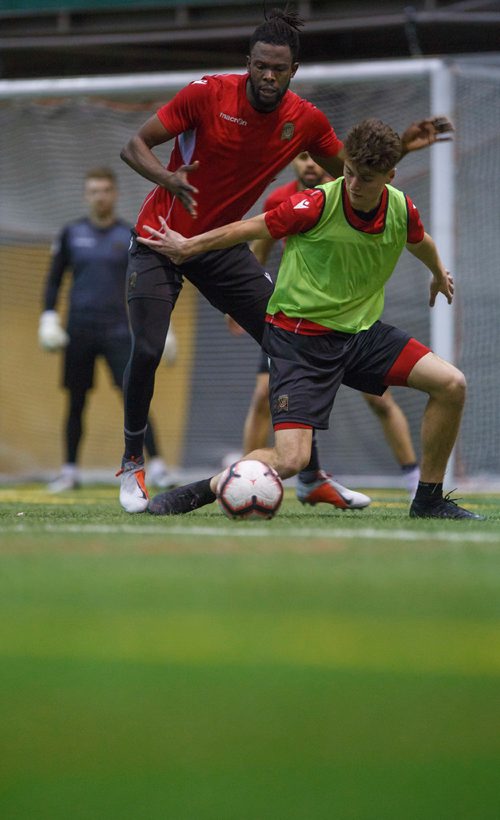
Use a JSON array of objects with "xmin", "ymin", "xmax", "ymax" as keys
[
  {"xmin": 384, "ymin": 338, "xmax": 431, "ymax": 386},
  {"xmin": 274, "ymin": 422, "xmax": 313, "ymax": 431}
]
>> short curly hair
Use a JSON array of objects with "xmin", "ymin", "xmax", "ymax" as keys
[{"xmin": 344, "ymin": 119, "xmax": 402, "ymax": 173}]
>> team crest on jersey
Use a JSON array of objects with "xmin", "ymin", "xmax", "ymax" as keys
[
  {"xmin": 276, "ymin": 394, "xmax": 289, "ymax": 412},
  {"xmin": 281, "ymin": 122, "xmax": 294, "ymax": 141}
]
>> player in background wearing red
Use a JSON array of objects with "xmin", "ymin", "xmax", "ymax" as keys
[
  {"xmin": 118, "ymin": 7, "xmax": 453, "ymax": 514},
  {"xmin": 142, "ymin": 118, "xmax": 482, "ymax": 520},
  {"xmin": 229, "ymin": 151, "xmax": 420, "ymax": 499}
]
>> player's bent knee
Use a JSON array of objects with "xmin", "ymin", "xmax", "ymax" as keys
[
  {"xmin": 409, "ymin": 354, "xmax": 466, "ymax": 402},
  {"xmin": 444, "ymin": 368, "xmax": 467, "ymax": 404},
  {"xmin": 425, "ymin": 365, "xmax": 467, "ymax": 406}
]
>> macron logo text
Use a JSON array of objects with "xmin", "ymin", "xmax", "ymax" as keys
[{"xmin": 220, "ymin": 112, "xmax": 248, "ymax": 126}]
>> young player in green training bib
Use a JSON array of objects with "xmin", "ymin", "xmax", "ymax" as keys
[{"xmin": 140, "ymin": 118, "xmax": 483, "ymax": 520}]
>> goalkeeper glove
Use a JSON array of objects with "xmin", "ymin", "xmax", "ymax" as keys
[
  {"xmin": 162, "ymin": 324, "xmax": 178, "ymax": 366},
  {"xmin": 38, "ymin": 310, "xmax": 69, "ymax": 351}
]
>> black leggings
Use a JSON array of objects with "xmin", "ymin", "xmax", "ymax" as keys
[
  {"xmin": 123, "ymin": 297, "xmax": 174, "ymax": 438},
  {"xmin": 65, "ymin": 379, "xmax": 160, "ymax": 465},
  {"xmin": 65, "ymin": 387, "xmax": 86, "ymax": 464}
]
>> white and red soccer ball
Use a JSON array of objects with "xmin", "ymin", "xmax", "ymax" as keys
[{"xmin": 216, "ymin": 459, "xmax": 283, "ymax": 520}]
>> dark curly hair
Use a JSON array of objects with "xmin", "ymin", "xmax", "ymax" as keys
[
  {"xmin": 344, "ymin": 119, "xmax": 402, "ymax": 172},
  {"xmin": 249, "ymin": 6, "xmax": 304, "ymax": 62}
]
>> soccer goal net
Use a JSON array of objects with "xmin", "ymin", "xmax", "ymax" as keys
[{"xmin": 1, "ymin": 57, "xmax": 499, "ymax": 487}]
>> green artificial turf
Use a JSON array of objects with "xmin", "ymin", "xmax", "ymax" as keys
[{"xmin": 0, "ymin": 486, "xmax": 499, "ymax": 819}]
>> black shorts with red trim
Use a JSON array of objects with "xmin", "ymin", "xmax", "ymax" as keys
[
  {"xmin": 127, "ymin": 232, "xmax": 273, "ymax": 345},
  {"xmin": 264, "ymin": 320, "xmax": 430, "ymax": 431}
]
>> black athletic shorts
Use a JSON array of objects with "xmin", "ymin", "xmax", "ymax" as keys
[
  {"xmin": 126, "ymin": 232, "xmax": 182, "ymax": 307},
  {"xmin": 257, "ymin": 348, "xmax": 270, "ymax": 374},
  {"xmin": 264, "ymin": 320, "xmax": 416, "ymax": 430},
  {"xmin": 127, "ymin": 232, "xmax": 274, "ymax": 345},
  {"xmin": 63, "ymin": 321, "xmax": 131, "ymax": 391}
]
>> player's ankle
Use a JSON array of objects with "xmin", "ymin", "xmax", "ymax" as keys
[{"xmin": 414, "ymin": 481, "xmax": 443, "ymax": 503}]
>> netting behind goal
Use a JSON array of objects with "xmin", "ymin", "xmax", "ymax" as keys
[{"xmin": 1, "ymin": 59, "xmax": 499, "ymax": 485}]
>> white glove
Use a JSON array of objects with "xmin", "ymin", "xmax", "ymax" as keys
[
  {"xmin": 38, "ymin": 310, "xmax": 69, "ymax": 351},
  {"xmin": 162, "ymin": 324, "xmax": 178, "ymax": 366}
]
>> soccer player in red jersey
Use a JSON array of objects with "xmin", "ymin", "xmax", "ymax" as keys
[
  {"xmin": 141, "ymin": 118, "xmax": 482, "ymax": 520},
  {"xmin": 118, "ymin": 7, "xmax": 453, "ymax": 513}
]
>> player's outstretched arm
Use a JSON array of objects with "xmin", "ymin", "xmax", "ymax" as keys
[
  {"xmin": 121, "ymin": 114, "xmax": 200, "ymax": 217},
  {"xmin": 400, "ymin": 116, "xmax": 454, "ymax": 156},
  {"xmin": 139, "ymin": 214, "xmax": 270, "ymax": 263},
  {"xmin": 406, "ymin": 232, "xmax": 454, "ymax": 306}
]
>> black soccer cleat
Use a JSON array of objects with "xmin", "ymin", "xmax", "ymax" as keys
[
  {"xmin": 148, "ymin": 479, "xmax": 215, "ymax": 516},
  {"xmin": 409, "ymin": 492, "xmax": 485, "ymax": 520}
]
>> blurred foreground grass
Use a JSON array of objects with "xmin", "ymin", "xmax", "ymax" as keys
[{"xmin": 0, "ymin": 486, "xmax": 499, "ymax": 819}]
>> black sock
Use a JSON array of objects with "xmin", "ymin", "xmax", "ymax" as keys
[
  {"xmin": 149, "ymin": 477, "xmax": 216, "ymax": 516},
  {"xmin": 401, "ymin": 462, "xmax": 419, "ymax": 473},
  {"xmin": 414, "ymin": 481, "xmax": 443, "ymax": 503},
  {"xmin": 192, "ymin": 478, "xmax": 216, "ymax": 507},
  {"xmin": 298, "ymin": 430, "xmax": 320, "ymax": 484}
]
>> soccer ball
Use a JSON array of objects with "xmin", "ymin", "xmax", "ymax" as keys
[{"xmin": 216, "ymin": 459, "xmax": 284, "ymax": 520}]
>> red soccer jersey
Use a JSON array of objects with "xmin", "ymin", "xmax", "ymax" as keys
[
  {"xmin": 135, "ymin": 73, "xmax": 342, "ymax": 238},
  {"xmin": 265, "ymin": 183, "xmax": 425, "ymax": 243}
]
